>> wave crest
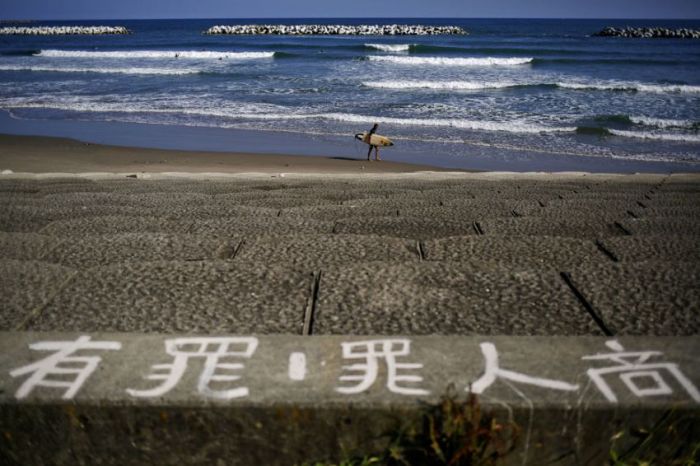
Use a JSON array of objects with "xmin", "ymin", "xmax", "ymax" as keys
[
  {"xmin": 0, "ymin": 65, "xmax": 199, "ymax": 75},
  {"xmin": 364, "ymin": 43, "xmax": 411, "ymax": 52},
  {"xmin": 34, "ymin": 50, "xmax": 275, "ymax": 59},
  {"xmin": 363, "ymin": 80, "xmax": 518, "ymax": 90},
  {"xmin": 368, "ymin": 56, "xmax": 533, "ymax": 66},
  {"xmin": 609, "ymin": 129, "xmax": 700, "ymax": 143}
]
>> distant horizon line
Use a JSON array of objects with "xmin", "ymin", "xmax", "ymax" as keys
[{"xmin": 2, "ymin": 16, "xmax": 700, "ymax": 21}]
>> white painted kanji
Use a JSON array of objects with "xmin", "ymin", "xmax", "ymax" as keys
[
  {"xmin": 336, "ymin": 339, "xmax": 429, "ymax": 395},
  {"xmin": 469, "ymin": 342, "xmax": 579, "ymax": 394},
  {"xmin": 582, "ymin": 340, "xmax": 700, "ymax": 403},
  {"xmin": 10, "ymin": 335, "xmax": 121, "ymax": 399},
  {"xmin": 127, "ymin": 337, "xmax": 258, "ymax": 399}
]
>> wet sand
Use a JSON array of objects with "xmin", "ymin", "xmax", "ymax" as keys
[{"xmin": 0, "ymin": 133, "xmax": 457, "ymax": 175}]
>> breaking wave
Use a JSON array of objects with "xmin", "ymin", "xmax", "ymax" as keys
[
  {"xmin": 609, "ymin": 129, "xmax": 700, "ymax": 143},
  {"xmin": 33, "ymin": 50, "xmax": 276, "ymax": 59},
  {"xmin": 557, "ymin": 81, "xmax": 700, "ymax": 94},
  {"xmin": 629, "ymin": 116, "xmax": 699, "ymax": 129},
  {"xmin": 362, "ymin": 80, "xmax": 518, "ymax": 90},
  {"xmin": 364, "ymin": 43, "xmax": 411, "ymax": 52},
  {"xmin": 368, "ymin": 55, "xmax": 533, "ymax": 66},
  {"xmin": 0, "ymin": 64, "xmax": 200, "ymax": 75},
  {"xmin": 363, "ymin": 79, "xmax": 700, "ymax": 95},
  {"xmin": 1, "ymin": 100, "xmax": 575, "ymax": 134}
]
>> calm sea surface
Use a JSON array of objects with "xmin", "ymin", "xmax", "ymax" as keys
[{"xmin": 1, "ymin": 18, "xmax": 699, "ymax": 170}]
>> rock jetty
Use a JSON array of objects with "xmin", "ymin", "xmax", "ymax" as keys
[
  {"xmin": 0, "ymin": 26, "xmax": 131, "ymax": 35},
  {"xmin": 204, "ymin": 24, "xmax": 466, "ymax": 35},
  {"xmin": 594, "ymin": 26, "xmax": 700, "ymax": 39}
]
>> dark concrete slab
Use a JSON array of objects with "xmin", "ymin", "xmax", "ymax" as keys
[
  {"xmin": 44, "ymin": 233, "xmax": 234, "ymax": 268},
  {"xmin": 314, "ymin": 262, "xmax": 600, "ymax": 335},
  {"xmin": 239, "ymin": 197, "xmax": 338, "ymax": 209},
  {"xmin": 24, "ymin": 261, "xmax": 313, "ymax": 334},
  {"xmin": 39, "ymin": 216, "xmax": 193, "ymax": 236},
  {"xmin": 618, "ymin": 218, "xmax": 700, "ymax": 236},
  {"xmin": 401, "ymin": 206, "xmax": 515, "ymax": 219},
  {"xmin": 188, "ymin": 217, "xmax": 334, "ymax": 236},
  {"xmin": 599, "ymin": 236, "xmax": 700, "ymax": 262},
  {"xmin": 568, "ymin": 262, "xmax": 700, "ymax": 335},
  {"xmin": 0, "ymin": 260, "xmax": 76, "ymax": 330},
  {"xmin": 629, "ymin": 206, "xmax": 700, "ymax": 218},
  {"xmin": 333, "ymin": 217, "xmax": 477, "ymax": 240},
  {"xmin": 0, "ymin": 232, "xmax": 61, "ymax": 260},
  {"xmin": 235, "ymin": 234, "xmax": 418, "ymax": 267},
  {"xmin": 341, "ymin": 198, "xmax": 441, "ymax": 209},
  {"xmin": 478, "ymin": 218, "xmax": 623, "ymax": 239},
  {"xmin": 423, "ymin": 235, "xmax": 607, "ymax": 268},
  {"xmin": 280, "ymin": 205, "xmax": 400, "ymax": 221},
  {"xmin": 0, "ymin": 207, "xmax": 51, "ymax": 233}
]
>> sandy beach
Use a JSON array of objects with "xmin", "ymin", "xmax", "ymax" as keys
[{"xmin": 0, "ymin": 133, "xmax": 453, "ymax": 175}]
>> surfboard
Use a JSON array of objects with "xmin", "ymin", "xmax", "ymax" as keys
[{"xmin": 355, "ymin": 132, "xmax": 394, "ymax": 147}]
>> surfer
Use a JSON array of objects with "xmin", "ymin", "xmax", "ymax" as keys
[{"xmin": 367, "ymin": 123, "xmax": 381, "ymax": 161}]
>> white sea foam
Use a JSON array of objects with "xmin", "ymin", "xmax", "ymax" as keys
[
  {"xmin": 364, "ymin": 43, "xmax": 411, "ymax": 52},
  {"xmin": 609, "ymin": 129, "xmax": 700, "ymax": 143},
  {"xmin": 558, "ymin": 81, "xmax": 700, "ymax": 94},
  {"xmin": 363, "ymin": 80, "xmax": 518, "ymax": 90},
  {"xmin": 0, "ymin": 65, "xmax": 200, "ymax": 75},
  {"xmin": 318, "ymin": 112, "xmax": 574, "ymax": 134},
  {"xmin": 629, "ymin": 116, "xmax": 697, "ymax": 129},
  {"xmin": 368, "ymin": 56, "xmax": 533, "ymax": 66},
  {"xmin": 34, "ymin": 50, "xmax": 275, "ymax": 59},
  {"xmin": 1, "ymin": 99, "xmax": 575, "ymax": 134}
]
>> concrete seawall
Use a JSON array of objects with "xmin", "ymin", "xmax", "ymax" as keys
[
  {"xmin": 1, "ymin": 333, "xmax": 698, "ymax": 465},
  {"xmin": 0, "ymin": 172, "xmax": 698, "ymax": 464}
]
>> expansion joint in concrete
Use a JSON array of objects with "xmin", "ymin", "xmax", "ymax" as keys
[
  {"xmin": 230, "ymin": 239, "xmax": 245, "ymax": 259},
  {"xmin": 560, "ymin": 271, "xmax": 614, "ymax": 337},
  {"xmin": 14, "ymin": 269, "xmax": 79, "ymax": 331},
  {"xmin": 594, "ymin": 240, "xmax": 618, "ymax": 262},
  {"xmin": 417, "ymin": 241, "xmax": 426, "ymax": 261},
  {"xmin": 303, "ymin": 271, "xmax": 321, "ymax": 336},
  {"xmin": 614, "ymin": 222, "xmax": 632, "ymax": 236}
]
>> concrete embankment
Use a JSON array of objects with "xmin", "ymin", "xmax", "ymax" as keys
[
  {"xmin": 1, "ymin": 333, "xmax": 698, "ymax": 465},
  {"xmin": 0, "ymin": 173, "xmax": 698, "ymax": 464},
  {"xmin": 204, "ymin": 24, "xmax": 467, "ymax": 35},
  {"xmin": 0, "ymin": 26, "xmax": 130, "ymax": 35},
  {"xmin": 594, "ymin": 26, "xmax": 700, "ymax": 39}
]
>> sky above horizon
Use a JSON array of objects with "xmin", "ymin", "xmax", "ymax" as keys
[{"xmin": 1, "ymin": 0, "xmax": 699, "ymax": 20}]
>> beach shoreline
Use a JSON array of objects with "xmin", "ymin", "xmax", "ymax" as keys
[{"xmin": 0, "ymin": 133, "xmax": 455, "ymax": 175}]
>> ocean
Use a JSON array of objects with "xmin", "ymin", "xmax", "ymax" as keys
[{"xmin": 1, "ymin": 18, "xmax": 699, "ymax": 172}]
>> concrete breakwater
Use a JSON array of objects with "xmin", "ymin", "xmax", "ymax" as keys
[
  {"xmin": 0, "ymin": 26, "xmax": 131, "ymax": 35},
  {"xmin": 594, "ymin": 26, "xmax": 700, "ymax": 39},
  {"xmin": 204, "ymin": 24, "xmax": 467, "ymax": 35}
]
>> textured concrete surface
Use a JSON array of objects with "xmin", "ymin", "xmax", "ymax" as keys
[
  {"xmin": 568, "ymin": 262, "xmax": 700, "ymax": 335},
  {"xmin": 0, "ymin": 260, "xmax": 76, "ymax": 330},
  {"xmin": 43, "ymin": 233, "xmax": 234, "ymax": 268},
  {"xmin": 1, "ymin": 332, "xmax": 698, "ymax": 465},
  {"xmin": 314, "ymin": 262, "xmax": 601, "ymax": 335},
  {"xmin": 334, "ymin": 216, "xmax": 477, "ymax": 239},
  {"xmin": 422, "ymin": 235, "xmax": 607, "ymax": 268},
  {"xmin": 478, "ymin": 217, "xmax": 624, "ymax": 239},
  {"xmin": 1, "ymin": 173, "xmax": 697, "ymax": 338},
  {"xmin": 235, "ymin": 234, "xmax": 418, "ymax": 267},
  {"xmin": 22, "ymin": 262, "xmax": 313, "ymax": 334},
  {"xmin": 599, "ymin": 235, "xmax": 700, "ymax": 262}
]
